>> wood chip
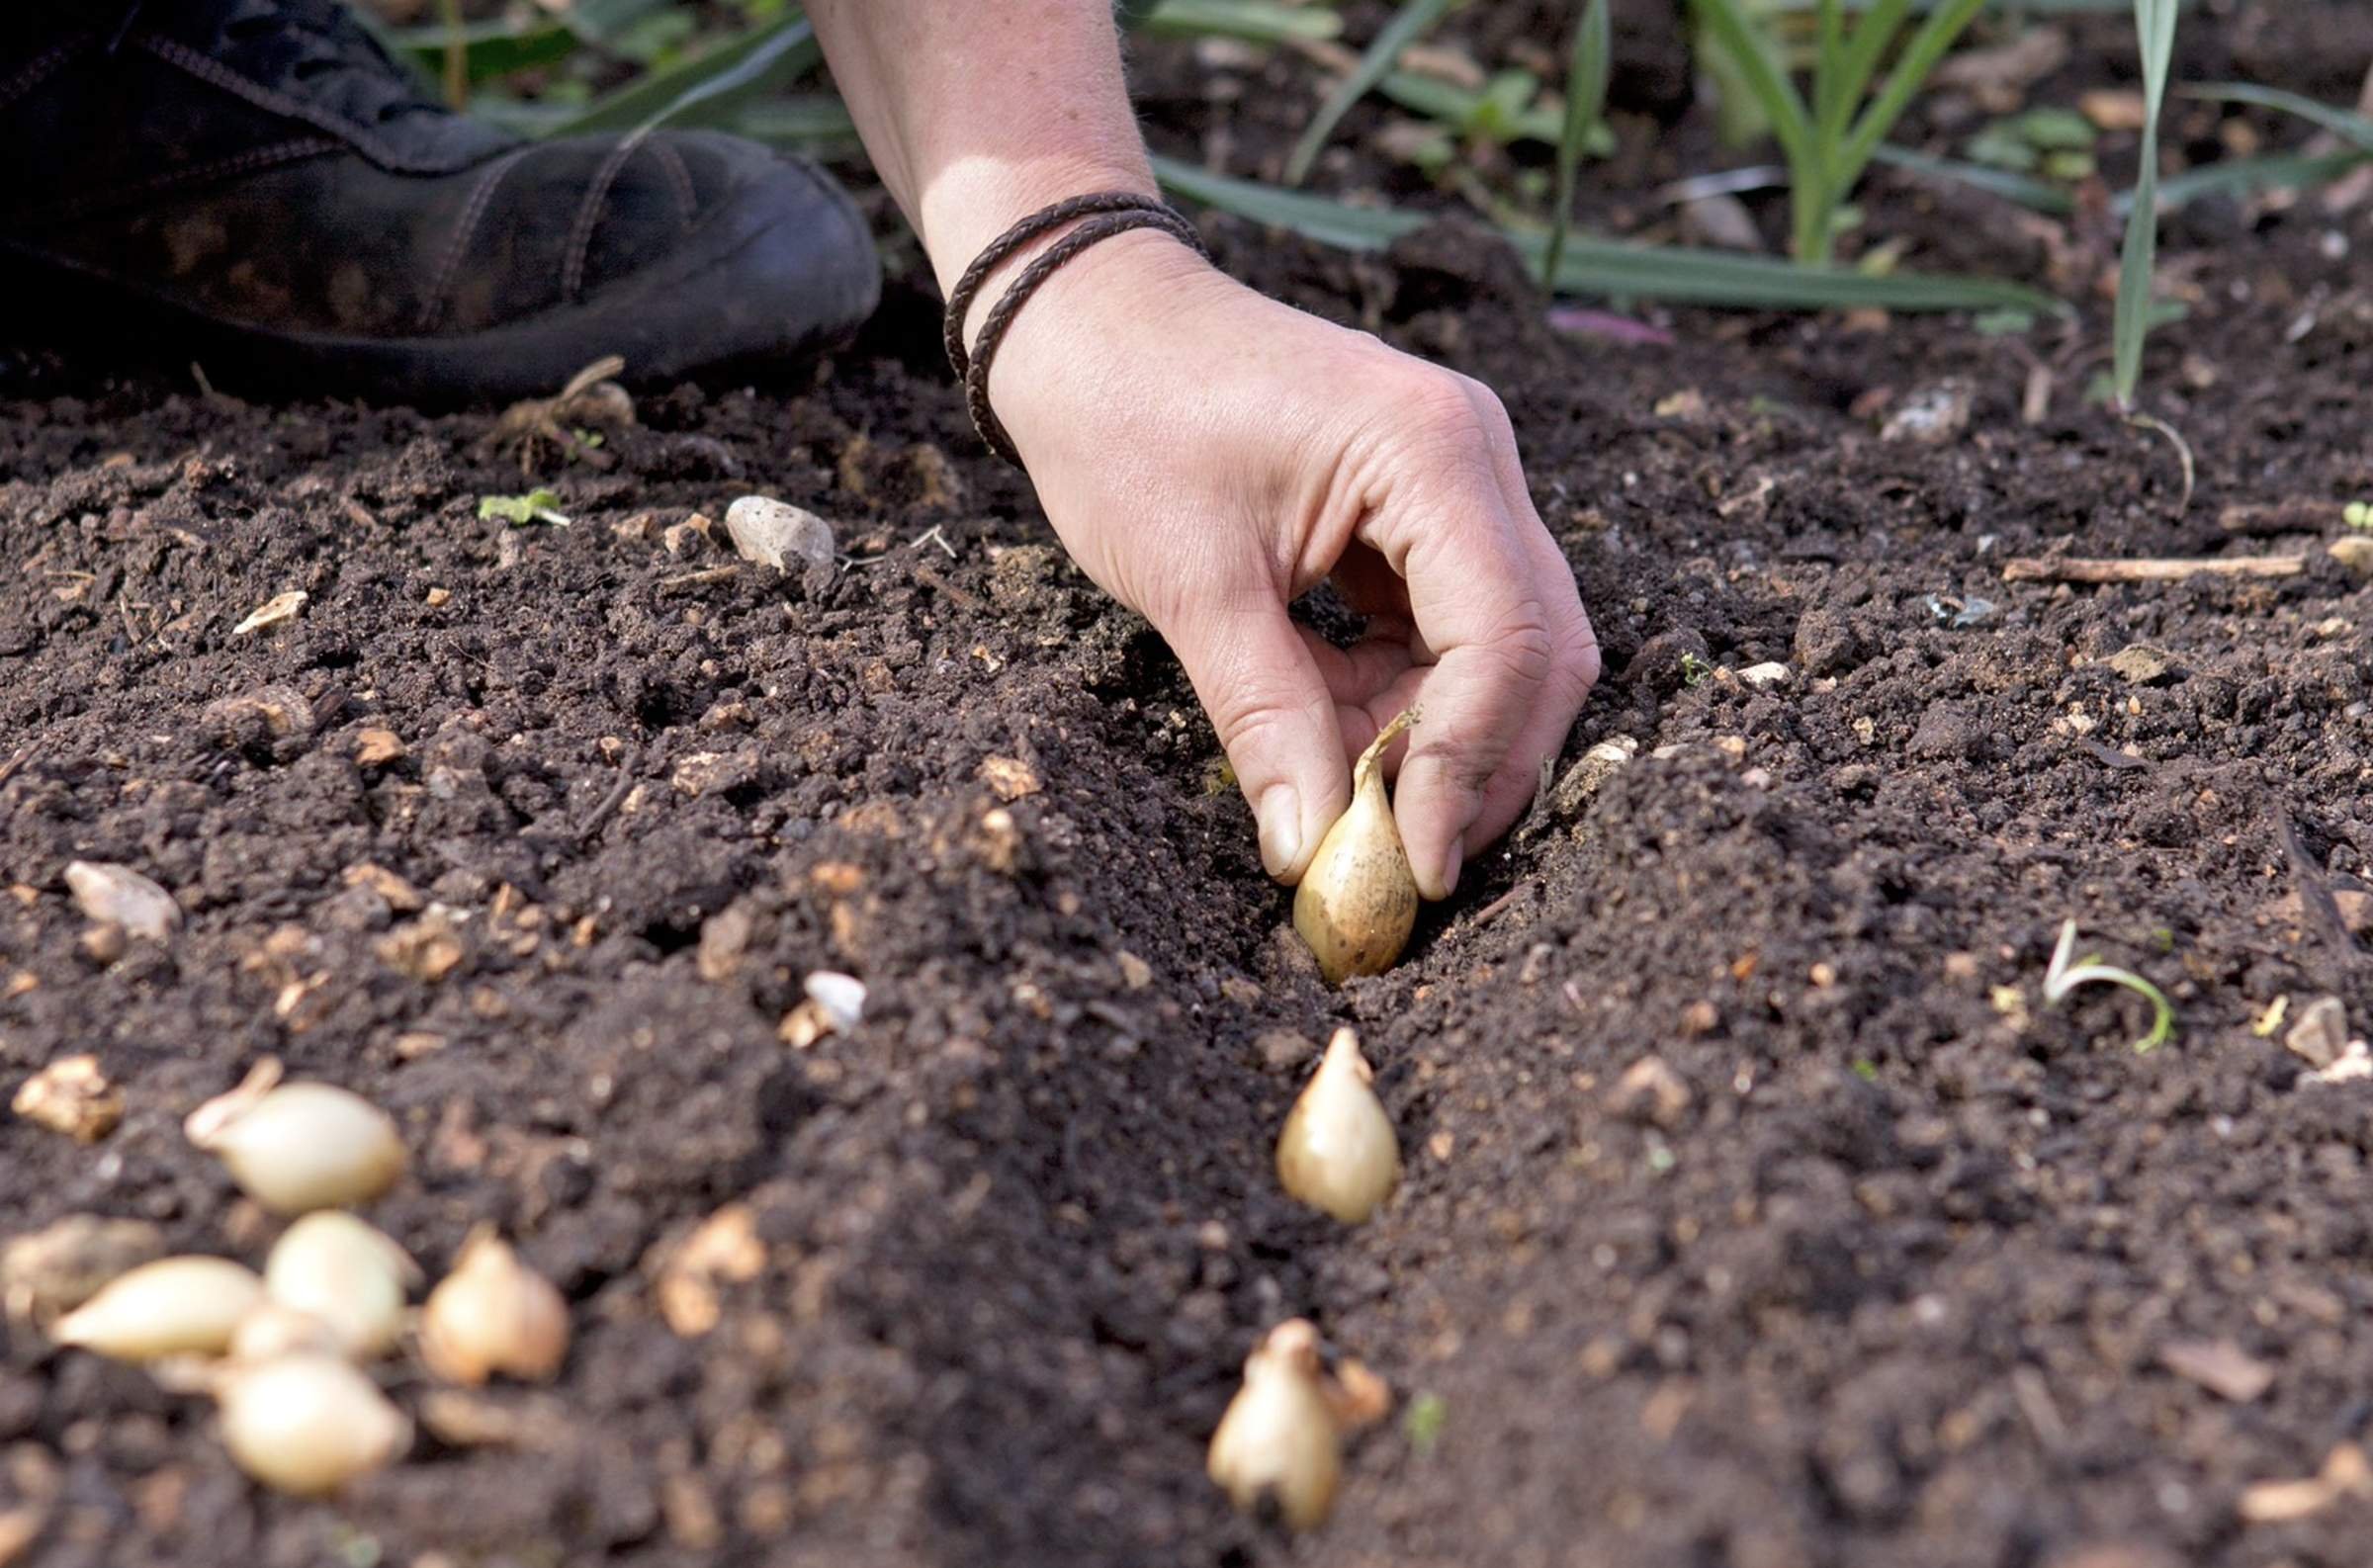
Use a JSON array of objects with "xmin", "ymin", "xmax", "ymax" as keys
[
  {"xmin": 2157, "ymin": 1338, "xmax": 2274, "ymax": 1403},
  {"xmin": 11, "ymin": 1056, "xmax": 123, "ymax": 1143},
  {"xmin": 353, "ymin": 729, "xmax": 406, "ymax": 766},
  {"xmin": 2240, "ymin": 1442, "xmax": 2372, "ymax": 1524},
  {"xmin": 2002, "ymin": 555, "xmax": 2306, "ymax": 584},
  {"xmin": 230, "ymin": 589, "xmax": 307, "ymax": 635}
]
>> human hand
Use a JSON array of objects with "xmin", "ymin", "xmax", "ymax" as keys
[{"xmin": 986, "ymin": 232, "xmax": 1601, "ymax": 898}]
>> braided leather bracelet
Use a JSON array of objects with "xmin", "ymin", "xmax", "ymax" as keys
[{"xmin": 942, "ymin": 191, "xmax": 1209, "ymax": 468}]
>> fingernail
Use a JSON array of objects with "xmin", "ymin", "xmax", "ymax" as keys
[
  {"xmin": 1437, "ymin": 840, "xmax": 1463, "ymax": 899},
  {"xmin": 1257, "ymin": 785, "xmax": 1302, "ymax": 879}
]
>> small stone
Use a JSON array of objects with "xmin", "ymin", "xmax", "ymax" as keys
[
  {"xmin": 696, "ymin": 906, "xmax": 755, "ymax": 983},
  {"xmin": 342, "ymin": 862, "xmax": 424, "ymax": 913},
  {"xmin": 724, "ymin": 496, "xmax": 835, "ymax": 571},
  {"xmin": 11, "ymin": 1056, "xmax": 123, "ymax": 1143},
  {"xmin": 2285, "ymin": 996, "xmax": 2348, "ymax": 1070},
  {"xmin": 201, "ymin": 684, "xmax": 316, "ymax": 746},
  {"xmin": 62, "ymin": 862, "xmax": 179, "ymax": 940},
  {"xmin": 1115, "ymin": 951, "xmax": 1153, "ymax": 991},
  {"xmin": 424, "ymin": 586, "xmax": 452, "ymax": 606},
  {"xmin": 975, "ymin": 807, "xmax": 1021, "ymax": 874},
  {"xmin": 2106, "ymin": 644, "xmax": 2176, "ymax": 684},
  {"xmin": 978, "ymin": 755, "xmax": 1040, "ymax": 801},
  {"xmin": 1881, "ymin": 382, "xmax": 1974, "ymax": 444},
  {"xmin": 1255, "ymin": 1030, "xmax": 1313, "ymax": 1073},
  {"xmin": 804, "ymin": 972, "xmax": 865, "ymax": 1033},
  {"xmin": 378, "ymin": 915, "xmax": 464, "ymax": 982},
  {"xmin": 1737, "ymin": 661, "xmax": 1792, "ymax": 691},
  {"xmin": 230, "ymin": 589, "xmax": 307, "ymax": 635},
  {"xmin": 354, "ymin": 729, "xmax": 406, "ymax": 766},
  {"xmin": 1549, "ymin": 738, "xmax": 1638, "ymax": 816},
  {"xmin": 1607, "ymin": 1056, "xmax": 1691, "ymax": 1126}
]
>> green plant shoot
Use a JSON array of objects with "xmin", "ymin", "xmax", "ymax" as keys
[
  {"xmin": 1689, "ymin": 0, "xmax": 1987, "ymax": 266},
  {"xmin": 2111, "ymin": 0, "xmax": 2178, "ymax": 408},
  {"xmin": 1543, "ymin": 0, "xmax": 1613, "ymax": 287},
  {"xmin": 2042, "ymin": 919, "xmax": 2175, "ymax": 1053},
  {"xmin": 478, "ymin": 489, "xmax": 571, "ymax": 526}
]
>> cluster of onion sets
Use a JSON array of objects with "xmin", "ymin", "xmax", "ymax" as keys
[
  {"xmin": 45, "ymin": 1059, "xmax": 568, "ymax": 1494},
  {"xmin": 1208, "ymin": 710, "xmax": 1428, "ymax": 1529}
]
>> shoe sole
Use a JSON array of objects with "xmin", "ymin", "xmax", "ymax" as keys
[{"xmin": 0, "ymin": 157, "xmax": 882, "ymax": 407}]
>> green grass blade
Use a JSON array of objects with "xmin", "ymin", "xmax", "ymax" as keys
[
  {"xmin": 1151, "ymin": 154, "xmax": 2066, "ymax": 311},
  {"xmin": 2189, "ymin": 82, "xmax": 2373, "ymax": 156},
  {"xmin": 1837, "ymin": 0, "xmax": 1986, "ymax": 189},
  {"xmin": 2149, "ymin": 147, "xmax": 2370, "ymax": 209},
  {"xmin": 1284, "ymin": 0, "xmax": 1457, "ymax": 186},
  {"xmin": 1821, "ymin": 0, "xmax": 1912, "ymax": 150},
  {"xmin": 1542, "ymin": 0, "xmax": 1613, "ymax": 286},
  {"xmin": 1810, "ymin": 0, "xmax": 1847, "ymax": 145},
  {"xmin": 1690, "ymin": 0, "xmax": 1817, "ymax": 177},
  {"xmin": 564, "ymin": 0, "xmax": 676, "ymax": 43},
  {"xmin": 1135, "ymin": 0, "xmax": 1345, "ymax": 44},
  {"xmin": 1871, "ymin": 142, "xmax": 2076, "ymax": 212},
  {"xmin": 386, "ymin": 17, "xmax": 577, "ymax": 84},
  {"xmin": 2112, "ymin": 0, "xmax": 2178, "ymax": 405},
  {"xmin": 546, "ymin": 15, "xmax": 819, "ymax": 137}
]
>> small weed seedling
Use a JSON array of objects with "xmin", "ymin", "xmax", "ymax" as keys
[
  {"xmin": 477, "ymin": 489, "xmax": 571, "ymax": 527},
  {"xmin": 2042, "ymin": 918, "xmax": 2175, "ymax": 1053}
]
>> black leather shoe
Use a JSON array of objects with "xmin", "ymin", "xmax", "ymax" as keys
[{"xmin": 0, "ymin": 0, "xmax": 880, "ymax": 403}]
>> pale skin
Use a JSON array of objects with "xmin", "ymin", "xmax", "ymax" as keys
[{"xmin": 809, "ymin": 0, "xmax": 1601, "ymax": 898}]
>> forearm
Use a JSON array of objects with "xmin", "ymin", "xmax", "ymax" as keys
[{"xmin": 807, "ymin": 0, "xmax": 1160, "ymax": 299}]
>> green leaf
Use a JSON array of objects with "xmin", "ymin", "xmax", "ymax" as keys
[
  {"xmin": 2112, "ymin": 0, "xmax": 2179, "ymax": 406},
  {"xmin": 1133, "ymin": 0, "xmax": 1343, "ymax": 44},
  {"xmin": 1284, "ymin": 0, "xmax": 1457, "ymax": 187},
  {"xmin": 1874, "ymin": 142, "xmax": 2076, "ymax": 212},
  {"xmin": 545, "ymin": 15, "xmax": 819, "ymax": 137},
  {"xmin": 1691, "ymin": 0, "xmax": 1817, "ymax": 182},
  {"xmin": 2189, "ymin": 81, "xmax": 2373, "ymax": 157},
  {"xmin": 478, "ymin": 489, "xmax": 571, "ymax": 527},
  {"xmin": 1543, "ymin": 0, "xmax": 1613, "ymax": 287},
  {"xmin": 1403, "ymin": 1393, "xmax": 1449, "ymax": 1454},
  {"xmin": 1151, "ymin": 154, "xmax": 2069, "ymax": 312},
  {"xmin": 1835, "ymin": 0, "xmax": 1987, "ymax": 197},
  {"xmin": 385, "ymin": 18, "xmax": 577, "ymax": 83}
]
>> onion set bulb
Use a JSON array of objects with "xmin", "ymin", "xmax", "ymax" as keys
[
  {"xmin": 49, "ymin": 1257, "xmax": 263, "ymax": 1362},
  {"xmin": 418, "ymin": 1226, "xmax": 571, "ymax": 1385},
  {"xmin": 262, "ymin": 1213, "xmax": 419, "ymax": 1359},
  {"xmin": 1292, "ymin": 707, "xmax": 1421, "ymax": 984},
  {"xmin": 184, "ymin": 1059, "xmax": 406, "ymax": 1215},
  {"xmin": 215, "ymin": 1352, "xmax": 410, "ymax": 1496},
  {"xmin": 1206, "ymin": 1319, "xmax": 1342, "ymax": 1530},
  {"xmin": 1275, "ymin": 1027, "xmax": 1400, "ymax": 1223}
]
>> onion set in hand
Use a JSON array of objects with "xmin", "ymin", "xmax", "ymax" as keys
[{"xmin": 1292, "ymin": 708, "xmax": 1421, "ymax": 984}]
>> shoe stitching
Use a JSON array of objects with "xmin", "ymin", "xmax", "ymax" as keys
[
  {"xmin": 648, "ymin": 138, "xmax": 698, "ymax": 236},
  {"xmin": 0, "ymin": 36, "xmax": 89, "ymax": 116},
  {"xmin": 6, "ymin": 138, "xmax": 342, "ymax": 227},
  {"xmin": 418, "ymin": 144, "xmax": 531, "ymax": 333},
  {"xmin": 562, "ymin": 130, "xmax": 648, "ymax": 305},
  {"xmin": 138, "ymin": 34, "xmax": 450, "ymax": 175}
]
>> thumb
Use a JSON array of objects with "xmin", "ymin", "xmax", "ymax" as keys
[{"xmin": 1160, "ymin": 592, "xmax": 1350, "ymax": 883}]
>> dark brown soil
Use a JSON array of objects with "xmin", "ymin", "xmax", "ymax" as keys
[{"xmin": 6, "ymin": 7, "xmax": 2373, "ymax": 1567}]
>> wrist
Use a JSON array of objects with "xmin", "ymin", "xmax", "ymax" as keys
[{"xmin": 968, "ymin": 225, "xmax": 1225, "ymax": 461}]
